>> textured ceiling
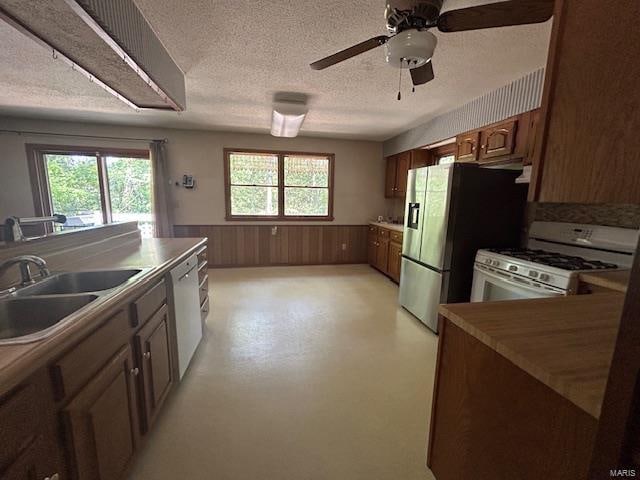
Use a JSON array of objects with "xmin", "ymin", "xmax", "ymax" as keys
[{"xmin": 0, "ymin": 0, "xmax": 552, "ymax": 140}]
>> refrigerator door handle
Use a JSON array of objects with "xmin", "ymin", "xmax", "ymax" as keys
[{"xmin": 407, "ymin": 203, "xmax": 420, "ymax": 229}]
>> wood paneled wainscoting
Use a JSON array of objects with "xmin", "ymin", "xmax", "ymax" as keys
[{"xmin": 173, "ymin": 225, "xmax": 368, "ymax": 268}]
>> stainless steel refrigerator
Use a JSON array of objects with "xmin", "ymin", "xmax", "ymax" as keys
[{"xmin": 399, "ymin": 163, "xmax": 526, "ymax": 332}]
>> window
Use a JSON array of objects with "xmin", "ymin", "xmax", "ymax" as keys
[
  {"xmin": 27, "ymin": 145, "xmax": 154, "ymax": 238},
  {"xmin": 225, "ymin": 149, "xmax": 334, "ymax": 220}
]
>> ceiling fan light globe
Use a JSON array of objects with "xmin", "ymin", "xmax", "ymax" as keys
[{"xmin": 384, "ymin": 29, "xmax": 437, "ymax": 69}]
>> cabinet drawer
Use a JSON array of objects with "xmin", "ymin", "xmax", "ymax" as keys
[
  {"xmin": 378, "ymin": 228, "xmax": 389, "ymax": 239},
  {"xmin": 52, "ymin": 310, "xmax": 130, "ymax": 400},
  {"xmin": 197, "ymin": 248, "xmax": 208, "ymax": 268},
  {"xmin": 200, "ymin": 296, "xmax": 210, "ymax": 322},
  {"xmin": 0, "ymin": 383, "xmax": 40, "ymax": 470},
  {"xmin": 368, "ymin": 225, "xmax": 378, "ymax": 236},
  {"xmin": 390, "ymin": 231, "xmax": 403, "ymax": 243},
  {"xmin": 132, "ymin": 279, "xmax": 167, "ymax": 328},
  {"xmin": 199, "ymin": 275, "xmax": 209, "ymax": 306},
  {"xmin": 198, "ymin": 266, "xmax": 207, "ymax": 284}
]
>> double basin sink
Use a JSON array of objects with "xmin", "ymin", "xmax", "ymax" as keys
[{"xmin": 0, "ymin": 269, "xmax": 145, "ymax": 344}]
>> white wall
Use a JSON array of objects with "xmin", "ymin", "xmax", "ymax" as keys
[{"xmin": 0, "ymin": 116, "xmax": 386, "ymax": 225}]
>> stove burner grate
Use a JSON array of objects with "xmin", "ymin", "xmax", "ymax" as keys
[{"xmin": 486, "ymin": 248, "xmax": 618, "ymax": 271}]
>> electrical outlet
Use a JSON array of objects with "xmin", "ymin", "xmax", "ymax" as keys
[{"xmin": 341, "ymin": 243, "xmax": 347, "ymax": 251}]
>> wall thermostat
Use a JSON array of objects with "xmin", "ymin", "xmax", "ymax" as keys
[{"xmin": 182, "ymin": 175, "xmax": 195, "ymax": 189}]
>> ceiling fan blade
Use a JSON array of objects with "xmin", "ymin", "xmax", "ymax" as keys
[
  {"xmin": 437, "ymin": 0, "xmax": 554, "ymax": 33},
  {"xmin": 410, "ymin": 61, "xmax": 435, "ymax": 86},
  {"xmin": 310, "ymin": 36, "xmax": 390, "ymax": 70}
]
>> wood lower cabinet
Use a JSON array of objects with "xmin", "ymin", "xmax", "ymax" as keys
[
  {"xmin": 0, "ymin": 371, "xmax": 63, "ymax": 480},
  {"xmin": 428, "ymin": 320, "xmax": 597, "ymax": 480},
  {"xmin": 136, "ymin": 304, "xmax": 172, "ymax": 432},
  {"xmin": 63, "ymin": 345, "xmax": 140, "ymax": 480},
  {"xmin": 387, "ymin": 241, "xmax": 402, "ymax": 283},
  {"xmin": 368, "ymin": 225, "xmax": 403, "ymax": 283},
  {"xmin": 197, "ymin": 246, "xmax": 210, "ymax": 327},
  {"xmin": 375, "ymin": 237, "xmax": 389, "ymax": 273}
]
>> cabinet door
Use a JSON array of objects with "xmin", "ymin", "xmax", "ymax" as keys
[
  {"xmin": 387, "ymin": 242, "xmax": 402, "ymax": 283},
  {"xmin": 395, "ymin": 151, "xmax": 411, "ymax": 197},
  {"xmin": 523, "ymin": 109, "xmax": 541, "ymax": 166},
  {"xmin": 64, "ymin": 345, "xmax": 140, "ymax": 480},
  {"xmin": 385, "ymin": 155, "xmax": 398, "ymax": 198},
  {"xmin": 410, "ymin": 149, "xmax": 432, "ymax": 169},
  {"xmin": 455, "ymin": 132, "xmax": 479, "ymax": 162},
  {"xmin": 136, "ymin": 304, "xmax": 173, "ymax": 432},
  {"xmin": 376, "ymin": 239, "xmax": 390, "ymax": 274},
  {"xmin": 2, "ymin": 436, "xmax": 51, "ymax": 480},
  {"xmin": 479, "ymin": 120, "xmax": 517, "ymax": 161},
  {"xmin": 367, "ymin": 237, "xmax": 378, "ymax": 267}
]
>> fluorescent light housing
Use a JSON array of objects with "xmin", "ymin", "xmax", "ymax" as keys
[
  {"xmin": 0, "ymin": 0, "xmax": 186, "ymax": 111},
  {"xmin": 271, "ymin": 101, "xmax": 308, "ymax": 138}
]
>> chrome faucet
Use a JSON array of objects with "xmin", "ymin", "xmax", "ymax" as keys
[{"xmin": 0, "ymin": 255, "xmax": 51, "ymax": 287}]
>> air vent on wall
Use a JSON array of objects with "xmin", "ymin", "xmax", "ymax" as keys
[{"xmin": 0, "ymin": 0, "xmax": 186, "ymax": 111}]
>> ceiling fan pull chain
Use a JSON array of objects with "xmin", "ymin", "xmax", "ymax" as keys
[
  {"xmin": 397, "ymin": 64, "xmax": 402, "ymax": 101},
  {"xmin": 412, "ymin": 60, "xmax": 416, "ymax": 93}
]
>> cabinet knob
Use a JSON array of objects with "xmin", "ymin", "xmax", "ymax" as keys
[
  {"xmin": 130, "ymin": 367, "xmax": 140, "ymax": 377},
  {"xmin": 45, "ymin": 475, "xmax": 60, "ymax": 480},
  {"xmin": 143, "ymin": 352, "xmax": 151, "ymax": 360}
]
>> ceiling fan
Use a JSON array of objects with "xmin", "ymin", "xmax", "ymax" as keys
[{"xmin": 310, "ymin": 0, "xmax": 554, "ymax": 93}]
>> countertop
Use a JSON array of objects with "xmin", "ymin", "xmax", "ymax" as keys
[
  {"xmin": 0, "ymin": 236, "xmax": 207, "ymax": 397},
  {"xmin": 579, "ymin": 270, "xmax": 630, "ymax": 293},
  {"xmin": 370, "ymin": 222, "xmax": 404, "ymax": 233},
  {"xmin": 439, "ymin": 293, "xmax": 625, "ymax": 419}
]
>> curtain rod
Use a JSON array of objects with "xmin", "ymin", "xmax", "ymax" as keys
[{"xmin": 0, "ymin": 129, "xmax": 167, "ymax": 143}]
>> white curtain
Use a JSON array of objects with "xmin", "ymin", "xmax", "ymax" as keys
[{"xmin": 150, "ymin": 140, "xmax": 174, "ymax": 238}]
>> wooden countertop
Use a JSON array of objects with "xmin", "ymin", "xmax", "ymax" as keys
[
  {"xmin": 0, "ymin": 236, "xmax": 207, "ymax": 397},
  {"xmin": 370, "ymin": 222, "xmax": 404, "ymax": 232},
  {"xmin": 439, "ymin": 293, "xmax": 625, "ymax": 419},
  {"xmin": 579, "ymin": 270, "xmax": 630, "ymax": 293}
]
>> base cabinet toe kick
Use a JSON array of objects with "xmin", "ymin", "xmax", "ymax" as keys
[{"xmin": 0, "ymin": 245, "xmax": 209, "ymax": 480}]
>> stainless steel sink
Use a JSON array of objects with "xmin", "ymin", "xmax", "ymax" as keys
[
  {"xmin": 17, "ymin": 269, "xmax": 143, "ymax": 296},
  {"xmin": 0, "ymin": 295, "xmax": 98, "ymax": 343}
]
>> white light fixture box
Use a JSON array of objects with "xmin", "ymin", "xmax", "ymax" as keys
[{"xmin": 271, "ymin": 101, "xmax": 308, "ymax": 138}]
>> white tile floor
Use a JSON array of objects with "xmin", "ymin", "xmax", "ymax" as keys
[{"xmin": 129, "ymin": 264, "xmax": 438, "ymax": 480}]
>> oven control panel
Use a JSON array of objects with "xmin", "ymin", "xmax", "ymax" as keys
[{"xmin": 476, "ymin": 252, "xmax": 570, "ymax": 292}]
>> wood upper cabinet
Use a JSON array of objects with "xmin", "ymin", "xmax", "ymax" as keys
[
  {"xmin": 523, "ymin": 109, "xmax": 541, "ymax": 167},
  {"xmin": 455, "ymin": 131, "xmax": 480, "ymax": 162},
  {"xmin": 409, "ymin": 149, "xmax": 432, "ymax": 169},
  {"xmin": 385, "ymin": 149, "xmax": 432, "ymax": 198},
  {"xmin": 528, "ymin": 0, "xmax": 640, "ymax": 203},
  {"xmin": 136, "ymin": 304, "xmax": 173, "ymax": 432},
  {"xmin": 63, "ymin": 344, "xmax": 140, "ymax": 480},
  {"xmin": 395, "ymin": 151, "xmax": 411, "ymax": 197},
  {"xmin": 478, "ymin": 119, "xmax": 517, "ymax": 162},
  {"xmin": 385, "ymin": 155, "xmax": 398, "ymax": 198}
]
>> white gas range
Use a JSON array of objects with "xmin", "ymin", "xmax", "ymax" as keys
[{"xmin": 471, "ymin": 221, "xmax": 639, "ymax": 301}]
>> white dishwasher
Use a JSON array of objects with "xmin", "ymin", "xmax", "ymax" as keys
[{"xmin": 169, "ymin": 254, "xmax": 203, "ymax": 380}]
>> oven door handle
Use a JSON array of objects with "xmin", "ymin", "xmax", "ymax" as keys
[{"xmin": 474, "ymin": 264, "xmax": 565, "ymax": 296}]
